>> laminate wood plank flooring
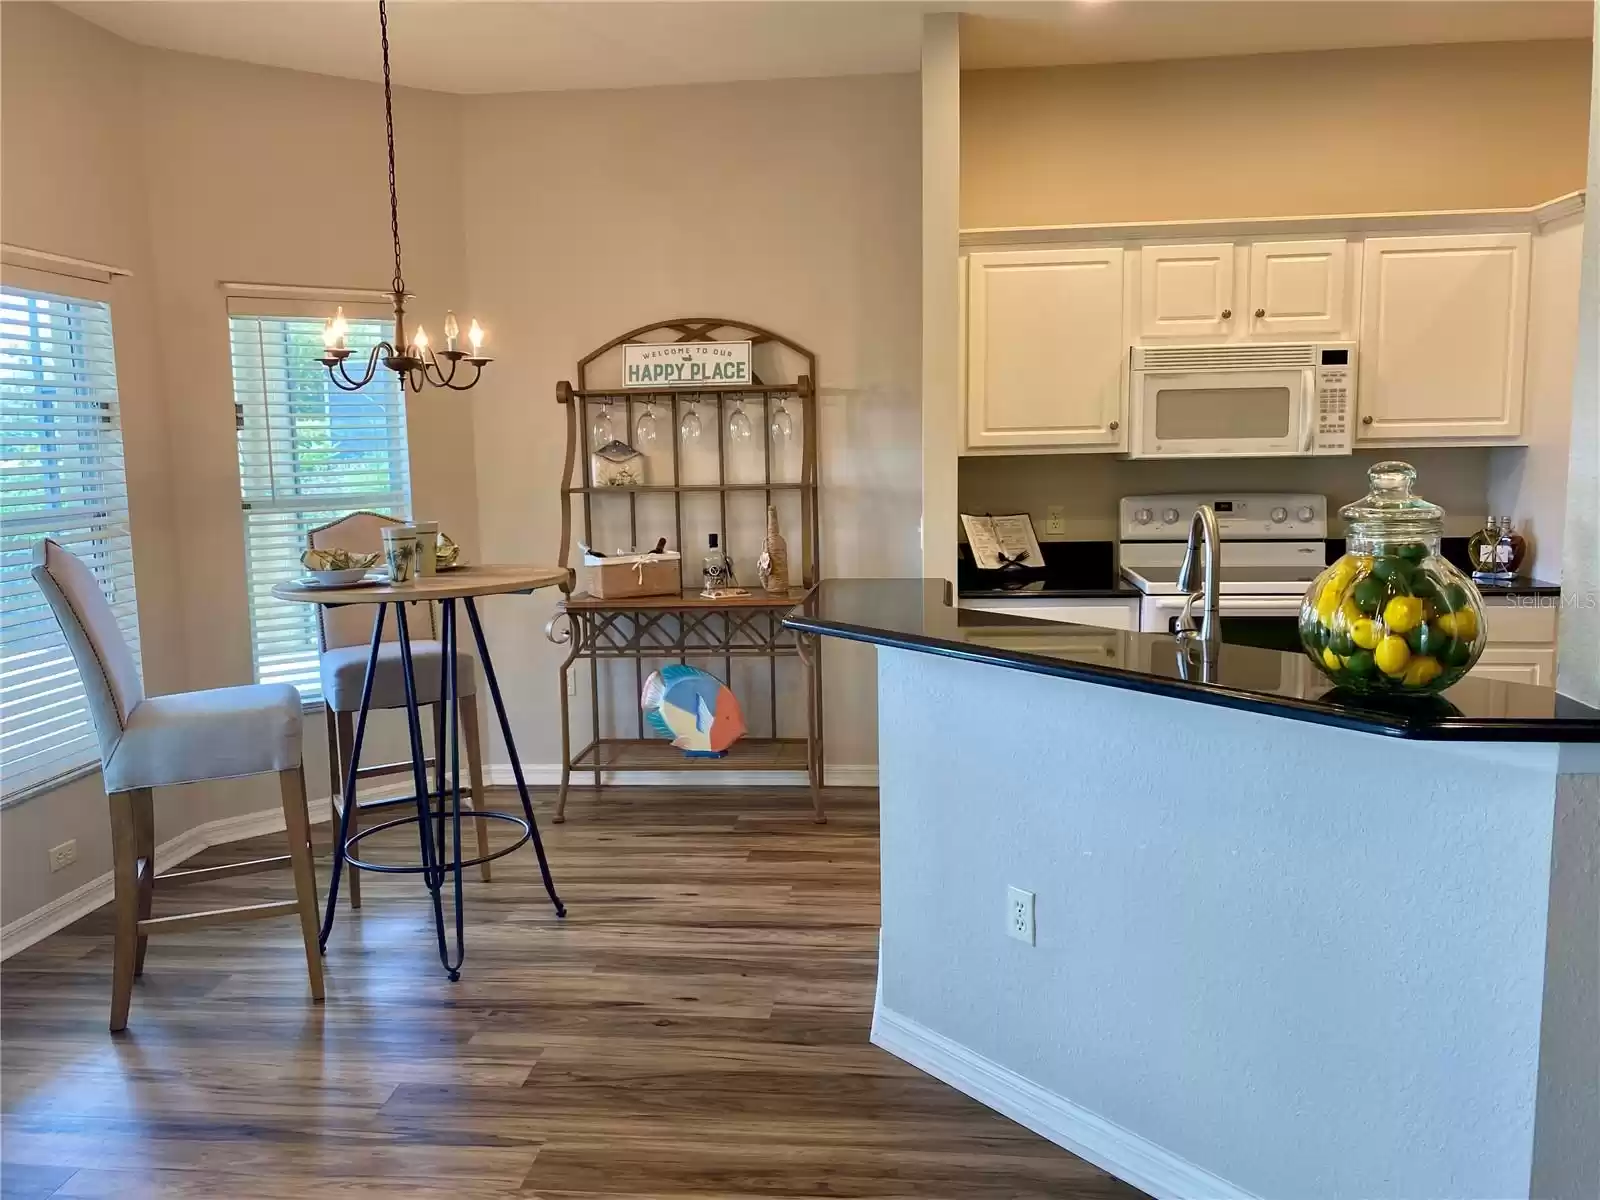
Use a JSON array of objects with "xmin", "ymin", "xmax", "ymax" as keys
[{"xmin": 2, "ymin": 787, "xmax": 1147, "ymax": 1199}]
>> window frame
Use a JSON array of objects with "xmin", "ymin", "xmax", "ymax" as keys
[
  {"xmin": 226, "ymin": 293, "xmax": 413, "ymax": 708},
  {"xmin": 0, "ymin": 264, "xmax": 139, "ymax": 804}
]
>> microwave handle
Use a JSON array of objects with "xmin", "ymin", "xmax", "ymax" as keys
[{"xmin": 1300, "ymin": 368, "xmax": 1317, "ymax": 452}]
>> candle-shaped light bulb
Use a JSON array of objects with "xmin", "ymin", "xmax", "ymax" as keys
[
  {"xmin": 467, "ymin": 319, "xmax": 484, "ymax": 353},
  {"xmin": 413, "ymin": 326, "xmax": 429, "ymax": 357},
  {"xmin": 443, "ymin": 310, "xmax": 460, "ymax": 351},
  {"xmin": 330, "ymin": 305, "xmax": 349, "ymax": 349},
  {"xmin": 321, "ymin": 317, "xmax": 337, "ymax": 349}
]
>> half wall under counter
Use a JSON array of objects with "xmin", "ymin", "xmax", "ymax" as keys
[{"xmin": 783, "ymin": 581, "xmax": 1598, "ymax": 1200}]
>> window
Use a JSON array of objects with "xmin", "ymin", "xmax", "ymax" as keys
[
  {"xmin": 230, "ymin": 310, "xmax": 410, "ymax": 702},
  {"xmin": 0, "ymin": 283, "xmax": 139, "ymax": 798}
]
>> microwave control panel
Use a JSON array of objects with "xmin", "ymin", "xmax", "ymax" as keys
[{"xmin": 1313, "ymin": 346, "xmax": 1355, "ymax": 452}]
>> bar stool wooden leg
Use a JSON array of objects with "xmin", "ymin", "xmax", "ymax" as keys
[
  {"xmin": 107, "ymin": 791, "xmax": 141, "ymax": 1033},
  {"xmin": 462, "ymin": 698, "xmax": 491, "ymax": 881},
  {"xmin": 334, "ymin": 709, "xmax": 361, "ymax": 910},
  {"xmin": 130, "ymin": 788, "xmax": 155, "ymax": 976},
  {"xmin": 278, "ymin": 767, "xmax": 325, "ymax": 1003},
  {"xmin": 323, "ymin": 705, "xmax": 341, "ymax": 852}
]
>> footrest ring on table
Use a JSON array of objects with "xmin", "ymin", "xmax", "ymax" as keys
[{"xmin": 342, "ymin": 809, "xmax": 533, "ymax": 875}]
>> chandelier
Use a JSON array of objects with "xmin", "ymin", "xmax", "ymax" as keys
[{"xmin": 318, "ymin": 0, "xmax": 490, "ymax": 393}]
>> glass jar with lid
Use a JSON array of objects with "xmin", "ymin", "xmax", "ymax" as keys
[{"xmin": 1300, "ymin": 461, "xmax": 1486, "ymax": 694}]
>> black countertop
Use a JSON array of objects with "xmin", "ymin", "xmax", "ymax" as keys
[{"xmin": 784, "ymin": 579, "xmax": 1599, "ymax": 743}]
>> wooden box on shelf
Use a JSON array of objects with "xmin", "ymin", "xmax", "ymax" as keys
[{"xmin": 582, "ymin": 550, "xmax": 681, "ymax": 600}]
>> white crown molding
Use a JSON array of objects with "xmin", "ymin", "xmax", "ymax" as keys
[
  {"xmin": 871, "ymin": 1005, "xmax": 1260, "ymax": 1200},
  {"xmin": 961, "ymin": 191, "xmax": 1587, "ymax": 250}
]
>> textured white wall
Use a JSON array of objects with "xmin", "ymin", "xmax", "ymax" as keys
[{"xmin": 876, "ymin": 646, "xmax": 1562, "ymax": 1199}]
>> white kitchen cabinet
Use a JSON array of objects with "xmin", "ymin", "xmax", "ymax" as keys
[
  {"xmin": 1139, "ymin": 244, "xmax": 1235, "ymax": 338},
  {"xmin": 1247, "ymin": 239, "xmax": 1348, "ymax": 336},
  {"xmin": 965, "ymin": 249, "xmax": 1127, "ymax": 451},
  {"xmin": 959, "ymin": 596, "xmax": 1140, "ymax": 631},
  {"xmin": 1357, "ymin": 232, "xmax": 1531, "ymax": 442},
  {"xmin": 1469, "ymin": 648, "xmax": 1556, "ymax": 687},
  {"xmin": 1467, "ymin": 597, "xmax": 1558, "ymax": 686}
]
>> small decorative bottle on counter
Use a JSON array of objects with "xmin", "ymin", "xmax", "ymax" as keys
[
  {"xmin": 1469, "ymin": 516, "xmax": 1504, "ymax": 581},
  {"xmin": 1499, "ymin": 517, "xmax": 1527, "ymax": 576},
  {"xmin": 702, "ymin": 533, "xmax": 733, "ymax": 591},
  {"xmin": 757, "ymin": 506, "xmax": 790, "ymax": 595}
]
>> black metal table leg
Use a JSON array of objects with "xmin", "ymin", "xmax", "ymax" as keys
[
  {"xmin": 464, "ymin": 597, "xmax": 565, "ymax": 917},
  {"xmin": 395, "ymin": 601, "xmax": 458, "ymax": 976},
  {"xmin": 319, "ymin": 587, "xmax": 565, "ymax": 978},
  {"xmin": 319, "ymin": 603, "xmax": 388, "ymax": 950}
]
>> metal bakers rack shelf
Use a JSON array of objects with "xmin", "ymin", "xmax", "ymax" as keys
[{"xmin": 546, "ymin": 317, "xmax": 824, "ymax": 823}]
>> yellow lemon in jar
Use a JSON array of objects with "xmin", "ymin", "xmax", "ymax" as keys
[
  {"xmin": 1438, "ymin": 609, "xmax": 1479, "ymax": 642},
  {"xmin": 1382, "ymin": 595, "xmax": 1425, "ymax": 634},
  {"xmin": 1402, "ymin": 656, "xmax": 1443, "ymax": 688},
  {"xmin": 1350, "ymin": 617, "xmax": 1384, "ymax": 650},
  {"xmin": 1321, "ymin": 646, "xmax": 1343, "ymax": 672},
  {"xmin": 1316, "ymin": 585, "xmax": 1340, "ymax": 626},
  {"xmin": 1375, "ymin": 634, "xmax": 1411, "ymax": 677}
]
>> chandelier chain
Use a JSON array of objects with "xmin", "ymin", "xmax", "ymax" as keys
[{"xmin": 379, "ymin": 0, "xmax": 404, "ymax": 297}]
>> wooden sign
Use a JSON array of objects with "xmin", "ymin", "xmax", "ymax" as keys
[{"xmin": 622, "ymin": 340, "xmax": 752, "ymax": 388}]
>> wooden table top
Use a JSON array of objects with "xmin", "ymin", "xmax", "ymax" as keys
[{"xmin": 273, "ymin": 565, "xmax": 570, "ymax": 605}]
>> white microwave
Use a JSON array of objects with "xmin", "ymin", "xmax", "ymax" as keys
[{"xmin": 1128, "ymin": 342, "xmax": 1355, "ymax": 459}]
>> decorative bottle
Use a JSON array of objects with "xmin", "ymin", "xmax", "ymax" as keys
[
  {"xmin": 702, "ymin": 533, "xmax": 732, "ymax": 591},
  {"xmin": 1469, "ymin": 516, "xmax": 1502, "ymax": 581},
  {"xmin": 757, "ymin": 506, "xmax": 790, "ymax": 595},
  {"xmin": 1499, "ymin": 517, "xmax": 1527, "ymax": 576}
]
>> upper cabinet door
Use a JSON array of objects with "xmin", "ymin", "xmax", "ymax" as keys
[
  {"xmin": 1357, "ymin": 233, "xmax": 1531, "ymax": 442},
  {"xmin": 965, "ymin": 248, "xmax": 1127, "ymax": 451},
  {"xmin": 1248, "ymin": 239, "xmax": 1347, "ymax": 336},
  {"xmin": 1139, "ymin": 244, "xmax": 1235, "ymax": 338}
]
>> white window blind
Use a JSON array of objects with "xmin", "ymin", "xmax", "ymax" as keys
[
  {"xmin": 230, "ymin": 313, "xmax": 410, "ymax": 703},
  {"xmin": 0, "ymin": 285, "xmax": 139, "ymax": 798}
]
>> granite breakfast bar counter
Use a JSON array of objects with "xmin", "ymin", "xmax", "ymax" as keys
[{"xmin": 784, "ymin": 580, "xmax": 1598, "ymax": 1200}]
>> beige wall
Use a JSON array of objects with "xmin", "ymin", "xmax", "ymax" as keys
[
  {"xmin": 457, "ymin": 73, "xmax": 922, "ymax": 773},
  {"xmin": 0, "ymin": 4, "xmax": 481, "ymax": 928},
  {"xmin": 962, "ymin": 40, "xmax": 1594, "ymax": 229}
]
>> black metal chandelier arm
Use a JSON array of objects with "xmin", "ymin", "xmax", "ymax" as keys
[{"xmin": 322, "ymin": 343, "xmax": 393, "ymax": 392}]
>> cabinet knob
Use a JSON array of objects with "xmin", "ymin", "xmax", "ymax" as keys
[
  {"xmin": 1255, "ymin": 307, "xmax": 1266, "ymax": 318},
  {"xmin": 1108, "ymin": 420, "xmax": 1120, "ymax": 431},
  {"xmin": 1220, "ymin": 308, "xmax": 1232, "ymax": 320},
  {"xmin": 1362, "ymin": 415, "xmax": 1374, "ymax": 425}
]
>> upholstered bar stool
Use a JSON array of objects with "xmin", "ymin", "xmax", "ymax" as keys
[
  {"xmin": 308, "ymin": 512, "xmax": 489, "ymax": 909},
  {"xmin": 31, "ymin": 540, "xmax": 323, "ymax": 1032}
]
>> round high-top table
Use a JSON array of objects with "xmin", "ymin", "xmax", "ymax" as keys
[{"xmin": 273, "ymin": 565, "xmax": 569, "ymax": 980}]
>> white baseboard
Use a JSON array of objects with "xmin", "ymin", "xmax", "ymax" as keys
[
  {"xmin": 485, "ymin": 762, "xmax": 878, "ymax": 789},
  {"xmin": 0, "ymin": 807, "xmax": 289, "ymax": 961},
  {"xmin": 871, "ymin": 1005, "xmax": 1257, "ymax": 1200}
]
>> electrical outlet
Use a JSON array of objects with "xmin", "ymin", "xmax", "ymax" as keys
[
  {"xmin": 566, "ymin": 672, "xmax": 577, "ymax": 696},
  {"xmin": 1045, "ymin": 505, "xmax": 1067, "ymax": 537},
  {"xmin": 1006, "ymin": 886, "xmax": 1035, "ymax": 945},
  {"xmin": 47, "ymin": 840, "xmax": 77, "ymax": 873}
]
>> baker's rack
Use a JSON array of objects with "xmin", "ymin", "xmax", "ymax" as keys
[{"xmin": 546, "ymin": 317, "xmax": 824, "ymax": 823}]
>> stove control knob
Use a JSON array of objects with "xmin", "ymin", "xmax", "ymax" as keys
[
  {"xmin": 1297, "ymin": 505, "xmax": 1316, "ymax": 523},
  {"xmin": 1270, "ymin": 506, "xmax": 1289, "ymax": 523},
  {"xmin": 1134, "ymin": 507, "xmax": 1153, "ymax": 525},
  {"xmin": 1162, "ymin": 507, "xmax": 1181, "ymax": 525}
]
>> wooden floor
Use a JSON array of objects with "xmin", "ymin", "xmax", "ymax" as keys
[{"xmin": 2, "ymin": 787, "xmax": 1145, "ymax": 1199}]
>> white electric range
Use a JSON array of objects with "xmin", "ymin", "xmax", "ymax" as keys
[{"xmin": 1119, "ymin": 493, "xmax": 1329, "ymax": 646}]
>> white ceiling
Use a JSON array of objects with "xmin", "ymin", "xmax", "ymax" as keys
[{"xmin": 62, "ymin": 0, "xmax": 1595, "ymax": 95}]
